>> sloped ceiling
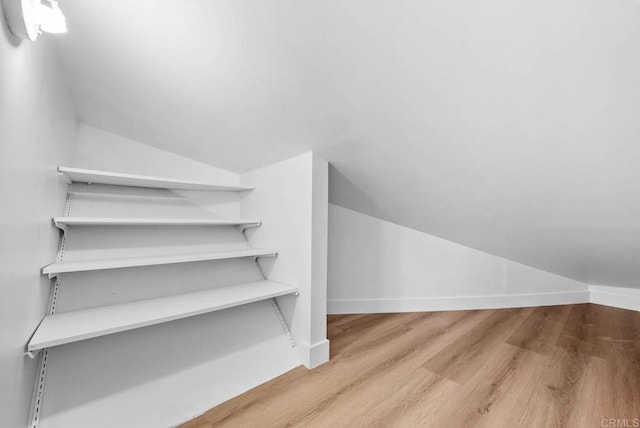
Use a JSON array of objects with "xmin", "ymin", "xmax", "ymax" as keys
[{"xmin": 55, "ymin": 0, "xmax": 640, "ymax": 287}]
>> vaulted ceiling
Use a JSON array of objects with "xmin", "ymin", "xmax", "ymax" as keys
[{"xmin": 55, "ymin": 0, "xmax": 640, "ymax": 287}]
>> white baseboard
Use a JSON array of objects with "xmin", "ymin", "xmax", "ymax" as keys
[
  {"xmin": 589, "ymin": 285, "xmax": 640, "ymax": 312},
  {"xmin": 327, "ymin": 290, "xmax": 590, "ymax": 314},
  {"xmin": 297, "ymin": 339, "xmax": 330, "ymax": 369}
]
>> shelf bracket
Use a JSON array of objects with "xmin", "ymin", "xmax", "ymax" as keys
[
  {"xmin": 57, "ymin": 167, "xmax": 72, "ymax": 184},
  {"xmin": 271, "ymin": 298, "xmax": 296, "ymax": 348},
  {"xmin": 24, "ymin": 349, "xmax": 40, "ymax": 360},
  {"xmin": 253, "ymin": 258, "xmax": 296, "ymax": 348},
  {"xmin": 25, "ymin": 349, "xmax": 41, "ymax": 359},
  {"xmin": 43, "ymin": 270, "xmax": 58, "ymax": 280},
  {"xmin": 53, "ymin": 218, "xmax": 68, "ymax": 234},
  {"xmin": 236, "ymin": 221, "xmax": 262, "ymax": 235}
]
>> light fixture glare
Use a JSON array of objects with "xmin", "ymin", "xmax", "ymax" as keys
[
  {"xmin": 38, "ymin": 1, "xmax": 66, "ymax": 34},
  {"xmin": 2, "ymin": 0, "xmax": 67, "ymax": 41}
]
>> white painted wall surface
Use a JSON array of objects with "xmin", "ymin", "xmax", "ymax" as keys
[
  {"xmin": 328, "ymin": 204, "xmax": 589, "ymax": 314},
  {"xmin": 74, "ymin": 124, "xmax": 239, "ymax": 184},
  {"xmin": 241, "ymin": 153, "xmax": 329, "ymax": 368},
  {"xmin": 0, "ymin": 24, "xmax": 77, "ymax": 428},
  {"xmin": 54, "ymin": 0, "xmax": 640, "ymax": 289},
  {"xmin": 309, "ymin": 154, "xmax": 329, "ymax": 367},
  {"xmin": 590, "ymin": 285, "xmax": 640, "ymax": 313},
  {"xmin": 73, "ymin": 123, "xmax": 244, "ymax": 220}
]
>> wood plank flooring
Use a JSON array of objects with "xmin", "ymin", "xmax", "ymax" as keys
[{"xmin": 181, "ymin": 304, "xmax": 640, "ymax": 428}]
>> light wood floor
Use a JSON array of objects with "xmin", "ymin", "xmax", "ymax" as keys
[{"xmin": 182, "ymin": 304, "xmax": 640, "ymax": 427}]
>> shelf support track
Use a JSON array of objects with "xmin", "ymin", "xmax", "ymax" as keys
[
  {"xmin": 271, "ymin": 298, "xmax": 296, "ymax": 348},
  {"xmin": 253, "ymin": 258, "xmax": 296, "ymax": 348},
  {"xmin": 28, "ymin": 193, "xmax": 72, "ymax": 428}
]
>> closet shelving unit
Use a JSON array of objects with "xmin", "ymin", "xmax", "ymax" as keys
[{"xmin": 27, "ymin": 166, "xmax": 296, "ymax": 355}]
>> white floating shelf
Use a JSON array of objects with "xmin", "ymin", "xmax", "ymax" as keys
[
  {"xmin": 58, "ymin": 166, "xmax": 253, "ymax": 191},
  {"xmin": 27, "ymin": 280, "xmax": 298, "ymax": 352},
  {"xmin": 42, "ymin": 248, "xmax": 278, "ymax": 278},
  {"xmin": 53, "ymin": 217, "xmax": 262, "ymax": 229}
]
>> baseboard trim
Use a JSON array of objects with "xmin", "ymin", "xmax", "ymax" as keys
[
  {"xmin": 297, "ymin": 339, "xmax": 330, "ymax": 369},
  {"xmin": 589, "ymin": 285, "xmax": 640, "ymax": 312},
  {"xmin": 327, "ymin": 290, "xmax": 590, "ymax": 314}
]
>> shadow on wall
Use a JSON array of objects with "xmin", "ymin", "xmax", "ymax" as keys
[
  {"xmin": 42, "ymin": 303, "xmax": 288, "ymax": 416},
  {"xmin": 1, "ymin": 2, "xmax": 24, "ymax": 46},
  {"xmin": 328, "ymin": 164, "xmax": 388, "ymax": 220}
]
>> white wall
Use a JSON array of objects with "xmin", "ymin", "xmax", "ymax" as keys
[
  {"xmin": 74, "ymin": 124, "xmax": 239, "ymax": 184},
  {"xmin": 54, "ymin": 0, "xmax": 640, "ymax": 289},
  {"xmin": 328, "ymin": 204, "xmax": 589, "ymax": 314},
  {"xmin": 241, "ymin": 152, "xmax": 329, "ymax": 368},
  {"xmin": 0, "ymin": 22, "xmax": 77, "ymax": 428},
  {"xmin": 73, "ymin": 123, "xmax": 244, "ymax": 219},
  {"xmin": 590, "ymin": 285, "xmax": 640, "ymax": 313}
]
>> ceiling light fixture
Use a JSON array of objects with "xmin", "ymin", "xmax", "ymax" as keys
[{"xmin": 2, "ymin": 0, "xmax": 67, "ymax": 41}]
